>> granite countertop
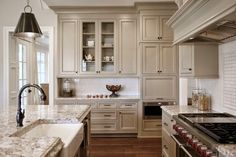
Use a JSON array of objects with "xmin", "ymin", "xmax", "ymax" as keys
[
  {"xmin": 161, "ymin": 105, "xmax": 236, "ymax": 157},
  {"xmin": 0, "ymin": 104, "xmax": 91, "ymax": 157}
]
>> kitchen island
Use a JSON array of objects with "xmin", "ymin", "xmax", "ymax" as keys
[
  {"xmin": 161, "ymin": 105, "xmax": 236, "ymax": 157},
  {"xmin": 0, "ymin": 104, "xmax": 91, "ymax": 157}
]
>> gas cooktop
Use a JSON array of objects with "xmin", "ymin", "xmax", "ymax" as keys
[
  {"xmin": 178, "ymin": 112, "xmax": 236, "ymax": 144},
  {"xmin": 195, "ymin": 123, "xmax": 236, "ymax": 144},
  {"xmin": 178, "ymin": 113, "xmax": 234, "ymax": 125}
]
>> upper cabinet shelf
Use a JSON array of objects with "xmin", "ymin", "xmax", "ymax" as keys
[{"xmin": 58, "ymin": 16, "xmax": 138, "ymax": 77}]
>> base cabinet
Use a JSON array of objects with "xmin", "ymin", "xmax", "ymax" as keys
[
  {"xmin": 162, "ymin": 110, "xmax": 176, "ymax": 157},
  {"xmin": 91, "ymin": 102, "xmax": 138, "ymax": 134},
  {"xmin": 118, "ymin": 110, "xmax": 137, "ymax": 131}
]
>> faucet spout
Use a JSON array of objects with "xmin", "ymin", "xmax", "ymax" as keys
[{"xmin": 17, "ymin": 84, "xmax": 47, "ymax": 127}]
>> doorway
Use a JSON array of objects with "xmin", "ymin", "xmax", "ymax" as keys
[{"xmin": 3, "ymin": 27, "xmax": 54, "ymax": 109}]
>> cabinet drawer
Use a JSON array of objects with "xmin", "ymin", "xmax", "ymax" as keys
[
  {"xmin": 98, "ymin": 103, "xmax": 116, "ymax": 109},
  {"xmin": 91, "ymin": 111, "xmax": 116, "ymax": 120},
  {"xmin": 143, "ymin": 120, "xmax": 162, "ymax": 131},
  {"xmin": 162, "ymin": 111, "xmax": 175, "ymax": 134},
  {"xmin": 119, "ymin": 103, "xmax": 137, "ymax": 109},
  {"xmin": 162, "ymin": 128, "xmax": 171, "ymax": 157},
  {"xmin": 91, "ymin": 122, "xmax": 116, "ymax": 131}
]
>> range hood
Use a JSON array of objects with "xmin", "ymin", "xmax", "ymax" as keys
[
  {"xmin": 197, "ymin": 12, "xmax": 236, "ymax": 43},
  {"xmin": 167, "ymin": 0, "xmax": 236, "ymax": 44}
]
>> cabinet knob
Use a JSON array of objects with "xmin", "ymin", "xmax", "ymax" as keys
[
  {"xmin": 96, "ymin": 71, "xmax": 98, "ymax": 73},
  {"xmin": 189, "ymin": 68, "xmax": 192, "ymax": 71},
  {"xmin": 164, "ymin": 122, "xmax": 168, "ymax": 126},
  {"xmin": 160, "ymin": 70, "xmax": 162, "ymax": 73},
  {"xmin": 164, "ymin": 145, "xmax": 168, "ymax": 150},
  {"xmin": 159, "ymin": 37, "xmax": 162, "ymax": 40},
  {"xmin": 157, "ymin": 36, "xmax": 160, "ymax": 40},
  {"xmin": 119, "ymin": 71, "xmax": 122, "ymax": 74},
  {"xmin": 98, "ymin": 71, "xmax": 100, "ymax": 73},
  {"xmin": 75, "ymin": 71, "xmax": 78, "ymax": 74}
]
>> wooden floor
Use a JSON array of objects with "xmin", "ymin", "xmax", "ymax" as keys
[{"xmin": 88, "ymin": 137, "xmax": 162, "ymax": 157}]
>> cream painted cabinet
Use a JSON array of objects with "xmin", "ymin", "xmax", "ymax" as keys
[
  {"xmin": 118, "ymin": 19, "xmax": 137, "ymax": 75},
  {"xmin": 91, "ymin": 101, "xmax": 138, "ymax": 134},
  {"xmin": 179, "ymin": 43, "xmax": 218, "ymax": 78},
  {"xmin": 143, "ymin": 76, "xmax": 177, "ymax": 100},
  {"xmin": 162, "ymin": 110, "xmax": 176, "ymax": 157},
  {"xmin": 59, "ymin": 19, "xmax": 78, "ymax": 75},
  {"xmin": 142, "ymin": 43, "xmax": 177, "ymax": 75},
  {"xmin": 142, "ymin": 15, "xmax": 173, "ymax": 42},
  {"xmin": 118, "ymin": 110, "xmax": 137, "ymax": 131},
  {"xmin": 80, "ymin": 20, "xmax": 117, "ymax": 75}
]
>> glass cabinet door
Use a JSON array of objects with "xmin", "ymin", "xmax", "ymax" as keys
[
  {"xmin": 81, "ymin": 21, "xmax": 96, "ymax": 73},
  {"xmin": 100, "ymin": 21, "xmax": 115, "ymax": 73}
]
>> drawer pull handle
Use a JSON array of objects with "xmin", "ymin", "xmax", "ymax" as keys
[
  {"xmin": 125, "ymin": 104, "xmax": 132, "ymax": 106},
  {"xmin": 164, "ymin": 145, "xmax": 168, "ymax": 150},
  {"xmin": 164, "ymin": 122, "xmax": 168, "ymax": 126},
  {"xmin": 156, "ymin": 124, "xmax": 161, "ymax": 127},
  {"xmin": 171, "ymin": 119, "xmax": 174, "ymax": 122},
  {"xmin": 104, "ymin": 115, "xmax": 112, "ymax": 117},
  {"xmin": 104, "ymin": 126, "xmax": 112, "ymax": 128},
  {"xmin": 103, "ymin": 105, "xmax": 111, "ymax": 106}
]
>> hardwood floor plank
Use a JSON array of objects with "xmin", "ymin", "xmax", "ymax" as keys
[{"xmin": 88, "ymin": 137, "xmax": 162, "ymax": 157}]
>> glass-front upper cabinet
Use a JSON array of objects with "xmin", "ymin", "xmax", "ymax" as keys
[
  {"xmin": 100, "ymin": 21, "xmax": 115, "ymax": 73},
  {"xmin": 80, "ymin": 20, "xmax": 116, "ymax": 74},
  {"xmin": 81, "ymin": 21, "xmax": 97, "ymax": 73}
]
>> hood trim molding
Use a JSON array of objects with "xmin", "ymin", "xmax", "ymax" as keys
[{"xmin": 167, "ymin": 0, "xmax": 236, "ymax": 44}]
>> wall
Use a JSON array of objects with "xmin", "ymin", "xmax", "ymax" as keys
[
  {"xmin": 0, "ymin": 0, "xmax": 57, "ymax": 107},
  {"xmin": 60, "ymin": 78, "xmax": 140, "ymax": 96},
  {"xmin": 184, "ymin": 40, "xmax": 236, "ymax": 115}
]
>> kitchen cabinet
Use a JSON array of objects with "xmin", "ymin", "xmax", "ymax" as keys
[
  {"xmin": 118, "ymin": 110, "xmax": 137, "ymax": 131},
  {"xmin": 59, "ymin": 19, "xmax": 78, "ymax": 75},
  {"xmin": 143, "ymin": 76, "xmax": 177, "ymax": 100},
  {"xmin": 118, "ymin": 19, "xmax": 137, "ymax": 75},
  {"xmin": 141, "ymin": 15, "xmax": 173, "ymax": 42},
  {"xmin": 91, "ymin": 101, "xmax": 138, "ymax": 134},
  {"xmin": 142, "ymin": 43, "xmax": 177, "ymax": 75},
  {"xmin": 162, "ymin": 110, "xmax": 176, "ymax": 157},
  {"xmin": 80, "ymin": 20, "xmax": 117, "ymax": 75},
  {"xmin": 141, "ymin": 119, "xmax": 162, "ymax": 137},
  {"xmin": 179, "ymin": 42, "xmax": 218, "ymax": 78}
]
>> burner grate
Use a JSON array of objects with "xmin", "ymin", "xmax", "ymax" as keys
[{"xmin": 195, "ymin": 123, "xmax": 236, "ymax": 143}]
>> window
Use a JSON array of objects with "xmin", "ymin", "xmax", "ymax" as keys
[
  {"xmin": 37, "ymin": 51, "xmax": 48, "ymax": 84},
  {"xmin": 18, "ymin": 43, "xmax": 28, "ymax": 106}
]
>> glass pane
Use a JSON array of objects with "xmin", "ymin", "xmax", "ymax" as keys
[
  {"xmin": 23, "ymin": 63, "xmax": 27, "ymax": 79},
  {"xmin": 22, "ymin": 46, "xmax": 26, "ymax": 62},
  {"xmin": 19, "ymin": 62, "xmax": 22, "ymax": 79},
  {"xmin": 18, "ymin": 44, "xmax": 23, "ymax": 62},
  {"xmin": 41, "ymin": 64, "xmax": 45, "ymax": 73},
  {"xmin": 41, "ymin": 53, "xmax": 45, "ymax": 62},
  {"xmin": 40, "ymin": 73, "xmax": 45, "ymax": 83}
]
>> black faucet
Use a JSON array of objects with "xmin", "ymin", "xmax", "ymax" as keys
[{"xmin": 16, "ymin": 84, "xmax": 47, "ymax": 127}]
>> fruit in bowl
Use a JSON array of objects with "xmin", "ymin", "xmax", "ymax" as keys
[{"xmin": 106, "ymin": 85, "xmax": 121, "ymax": 97}]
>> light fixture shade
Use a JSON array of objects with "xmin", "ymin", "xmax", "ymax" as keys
[{"xmin": 14, "ymin": 12, "xmax": 42, "ymax": 38}]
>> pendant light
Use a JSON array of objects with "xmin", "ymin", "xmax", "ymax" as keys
[{"xmin": 14, "ymin": 0, "xmax": 42, "ymax": 38}]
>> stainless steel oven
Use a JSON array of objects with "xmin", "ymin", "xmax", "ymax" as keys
[
  {"xmin": 143, "ymin": 101, "xmax": 175, "ymax": 119},
  {"xmin": 171, "ymin": 135, "xmax": 201, "ymax": 157}
]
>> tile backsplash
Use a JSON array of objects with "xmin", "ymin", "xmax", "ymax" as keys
[{"xmin": 73, "ymin": 78, "xmax": 140, "ymax": 96}]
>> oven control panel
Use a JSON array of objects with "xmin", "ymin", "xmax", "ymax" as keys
[{"xmin": 173, "ymin": 124, "xmax": 217, "ymax": 157}]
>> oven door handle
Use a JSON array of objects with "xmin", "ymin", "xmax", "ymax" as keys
[
  {"xmin": 171, "ymin": 135, "xmax": 199, "ymax": 157},
  {"xmin": 171, "ymin": 134, "xmax": 183, "ymax": 146}
]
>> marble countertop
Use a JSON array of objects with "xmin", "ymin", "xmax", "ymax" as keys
[
  {"xmin": 161, "ymin": 105, "xmax": 236, "ymax": 157},
  {"xmin": 0, "ymin": 104, "xmax": 91, "ymax": 157}
]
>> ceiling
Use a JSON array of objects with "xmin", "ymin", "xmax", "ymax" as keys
[{"xmin": 43, "ymin": 0, "xmax": 174, "ymax": 7}]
